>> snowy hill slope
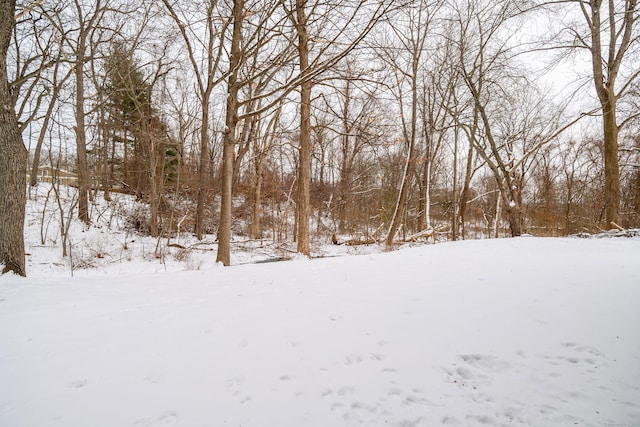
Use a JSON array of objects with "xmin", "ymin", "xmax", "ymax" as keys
[
  {"xmin": 1, "ymin": 236, "xmax": 639, "ymax": 426},
  {"xmin": 20, "ymin": 184, "xmax": 381, "ymax": 277}
]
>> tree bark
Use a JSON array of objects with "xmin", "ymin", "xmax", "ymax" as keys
[
  {"xmin": 30, "ymin": 61, "xmax": 68, "ymax": 188},
  {"xmin": 251, "ymin": 160, "xmax": 263, "ymax": 239},
  {"xmin": 194, "ymin": 98, "xmax": 210, "ymax": 239},
  {"xmin": 602, "ymin": 95, "xmax": 621, "ymax": 227},
  {"xmin": 386, "ymin": 56, "xmax": 419, "ymax": 251},
  {"xmin": 216, "ymin": 0, "xmax": 243, "ymax": 266},
  {"xmin": 0, "ymin": 0, "xmax": 27, "ymax": 276},
  {"xmin": 295, "ymin": 0, "xmax": 312, "ymax": 256},
  {"xmin": 581, "ymin": 0, "xmax": 637, "ymax": 227},
  {"xmin": 458, "ymin": 143, "xmax": 474, "ymax": 239},
  {"xmin": 71, "ymin": 0, "xmax": 103, "ymax": 225}
]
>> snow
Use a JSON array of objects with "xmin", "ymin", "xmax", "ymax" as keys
[
  {"xmin": 1, "ymin": 185, "xmax": 640, "ymax": 426},
  {"xmin": 2, "ymin": 234, "xmax": 640, "ymax": 427}
]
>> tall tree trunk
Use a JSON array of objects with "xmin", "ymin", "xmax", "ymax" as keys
[
  {"xmin": 493, "ymin": 188, "xmax": 501, "ymax": 238},
  {"xmin": 582, "ymin": 0, "xmax": 636, "ymax": 227},
  {"xmin": 386, "ymin": 57, "xmax": 419, "ymax": 251},
  {"xmin": 602, "ymin": 99, "xmax": 620, "ymax": 227},
  {"xmin": 194, "ymin": 98, "xmax": 210, "ymax": 239},
  {"xmin": 216, "ymin": 0, "xmax": 243, "ymax": 266},
  {"xmin": 296, "ymin": 0, "xmax": 312, "ymax": 256},
  {"xmin": 98, "ymin": 86, "xmax": 111, "ymax": 201},
  {"xmin": 459, "ymin": 143, "xmax": 474, "ymax": 239},
  {"xmin": 30, "ymin": 61, "xmax": 67, "ymax": 188},
  {"xmin": 0, "ymin": 0, "xmax": 27, "ymax": 276},
  {"xmin": 251, "ymin": 158, "xmax": 263, "ymax": 239},
  {"xmin": 338, "ymin": 78, "xmax": 351, "ymax": 231},
  {"xmin": 147, "ymin": 121, "xmax": 159, "ymax": 237},
  {"xmin": 452, "ymin": 126, "xmax": 458, "ymax": 241},
  {"xmin": 74, "ymin": 35, "xmax": 90, "ymax": 225},
  {"xmin": 424, "ymin": 155, "xmax": 432, "ymax": 230},
  {"xmin": 386, "ymin": 143, "xmax": 414, "ymax": 250}
]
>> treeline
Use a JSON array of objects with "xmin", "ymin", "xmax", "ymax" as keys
[{"xmin": 1, "ymin": 0, "xmax": 639, "ymax": 275}]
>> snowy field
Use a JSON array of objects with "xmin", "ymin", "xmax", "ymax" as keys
[{"xmin": 1, "ymin": 234, "xmax": 640, "ymax": 427}]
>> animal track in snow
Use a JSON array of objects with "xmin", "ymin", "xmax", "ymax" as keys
[
  {"xmin": 132, "ymin": 411, "xmax": 178, "ymax": 427},
  {"xmin": 67, "ymin": 379, "xmax": 87, "ymax": 389},
  {"xmin": 226, "ymin": 375, "xmax": 252, "ymax": 404},
  {"xmin": 344, "ymin": 354, "xmax": 364, "ymax": 365}
]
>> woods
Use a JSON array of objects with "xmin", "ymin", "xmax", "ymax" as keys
[{"xmin": 1, "ymin": 0, "xmax": 639, "ymax": 274}]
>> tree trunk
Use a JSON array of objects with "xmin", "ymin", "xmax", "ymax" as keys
[
  {"xmin": 251, "ymin": 159, "xmax": 263, "ymax": 239},
  {"xmin": 386, "ymin": 145, "xmax": 414, "ymax": 250},
  {"xmin": 602, "ymin": 101, "xmax": 620, "ymax": 227},
  {"xmin": 216, "ymin": 0, "xmax": 243, "ymax": 266},
  {"xmin": 500, "ymin": 186, "xmax": 522, "ymax": 237},
  {"xmin": 194, "ymin": 93, "xmax": 211, "ymax": 240},
  {"xmin": 452, "ymin": 126, "xmax": 458, "ymax": 241},
  {"xmin": 0, "ymin": 0, "xmax": 27, "ymax": 276},
  {"xmin": 30, "ymin": 61, "xmax": 66, "ymax": 189},
  {"xmin": 295, "ymin": 0, "xmax": 312, "ymax": 256},
  {"xmin": 338, "ymin": 79, "xmax": 351, "ymax": 231},
  {"xmin": 386, "ymin": 57, "xmax": 419, "ymax": 251},
  {"xmin": 424, "ymin": 156, "xmax": 432, "ymax": 230},
  {"xmin": 506, "ymin": 206, "xmax": 521, "ymax": 237},
  {"xmin": 459, "ymin": 144, "xmax": 474, "ymax": 239},
  {"xmin": 493, "ymin": 189, "xmax": 501, "ymax": 238},
  {"xmin": 74, "ymin": 35, "xmax": 90, "ymax": 225},
  {"xmin": 147, "ymin": 120, "xmax": 159, "ymax": 238}
]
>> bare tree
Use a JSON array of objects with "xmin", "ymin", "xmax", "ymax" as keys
[
  {"xmin": 70, "ymin": 0, "xmax": 111, "ymax": 224},
  {"xmin": 216, "ymin": 0, "xmax": 244, "ymax": 266},
  {"xmin": 377, "ymin": 0, "xmax": 441, "ymax": 249},
  {"xmin": 45, "ymin": 0, "xmax": 128, "ymax": 225},
  {"xmin": 317, "ymin": 61, "xmax": 385, "ymax": 233},
  {"xmin": 452, "ymin": 0, "xmax": 585, "ymax": 236},
  {"xmin": 281, "ymin": 0, "xmax": 393, "ymax": 255},
  {"xmin": 573, "ymin": 0, "xmax": 638, "ymax": 227},
  {"xmin": 250, "ymin": 103, "xmax": 284, "ymax": 239},
  {"xmin": 0, "ymin": 0, "xmax": 27, "ymax": 276},
  {"xmin": 29, "ymin": 53, "xmax": 73, "ymax": 189},
  {"xmin": 161, "ymin": 0, "xmax": 229, "ymax": 240}
]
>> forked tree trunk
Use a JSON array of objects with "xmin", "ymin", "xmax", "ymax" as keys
[
  {"xmin": 581, "ymin": 0, "xmax": 634, "ymax": 228},
  {"xmin": 0, "ymin": 0, "xmax": 27, "ymax": 276},
  {"xmin": 386, "ymin": 61, "xmax": 419, "ymax": 251},
  {"xmin": 386, "ymin": 146, "xmax": 414, "ymax": 250}
]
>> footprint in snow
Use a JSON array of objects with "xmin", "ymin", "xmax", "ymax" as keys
[
  {"xmin": 226, "ymin": 375, "xmax": 252, "ymax": 403},
  {"xmin": 345, "ymin": 354, "xmax": 364, "ymax": 365},
  {"xmin": 132, "ymin": 411, "xmax": 178, "ymax": 427},
  {"xmin": 67, "ymin": 379, "xmax": 87, "ymax": 389}
]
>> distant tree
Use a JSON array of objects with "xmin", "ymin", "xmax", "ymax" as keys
[
  {"xmin": 161, "ymin": 0, "xmax": 229, "ymax": 240},
  {"xmin": 452, "ymin": 0, "xmax": 582, "ymax": 236},
  {"xmin": 377, "ymin": 0, "xmax": 442, "ymax": 249},
  {"xmin": 103, "ymin": 41, "xmax": 173, "ymax": 237},
  {"xmin": 282, "ymin": 0, "xmax": 393, "ymax": 255}
]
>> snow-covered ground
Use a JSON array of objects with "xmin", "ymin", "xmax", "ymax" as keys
[
  {"xmin": 1, "ymin": 232, "xmax": 639, "ymax": 426},
  {"xmin": 18, "ymin": 184, "xmax": 380, "ymax": 277}
]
